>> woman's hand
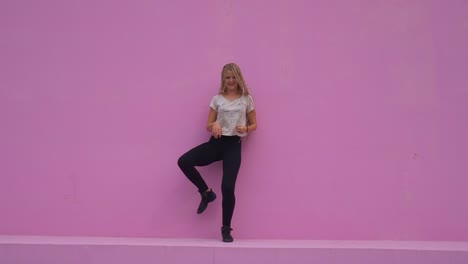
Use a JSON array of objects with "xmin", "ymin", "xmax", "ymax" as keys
[
  {"xmin": 236, "ymin": 126, "xmax": 248, "ymax": 134},
  {"xmin": 212, "ymin": 122, "xmax": 222, "ymax": 138}
]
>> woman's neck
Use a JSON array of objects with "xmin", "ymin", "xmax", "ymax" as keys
[
  {"xmin": 222, "ymin": 90, "xmax": 242, "ymax": 100},
  {"xmin": 224, "ymin": 89, "xmax": 241, "ymax": 96}
]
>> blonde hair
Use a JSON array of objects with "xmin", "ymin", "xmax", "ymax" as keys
[{"xmin": 219, "ymin": 63, "xmax": 251, "ymax": 95}]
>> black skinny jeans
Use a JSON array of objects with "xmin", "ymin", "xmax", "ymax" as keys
[{"xmin": 177, "ymin": 135, "xmax": 242, "ymax": 226}]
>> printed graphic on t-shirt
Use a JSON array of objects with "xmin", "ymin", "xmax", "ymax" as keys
[
  {"xmin": 221, "ymin": 101, "xmax": 243, "ymax": 128},
  {"xmin": 210, "ymin": 95, "xmax": 253, "ymax": 137}
]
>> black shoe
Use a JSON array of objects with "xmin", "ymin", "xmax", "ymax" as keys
[
  {"xmin": 197, "ymin": 190, "xmax": 216, "ymax": 214},
  {"xmin": 221, "ymin": 226, "xmax": 233, "ymax": 242}
]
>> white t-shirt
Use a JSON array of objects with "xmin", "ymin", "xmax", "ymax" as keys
[{"xmin": 210, "ymin": 94, "xmax": 255, "ymax": 137}]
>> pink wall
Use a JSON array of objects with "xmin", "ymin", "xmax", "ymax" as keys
[{"xmin": 1, "ymin": 0, "xmax": 467, "ymax": 241}]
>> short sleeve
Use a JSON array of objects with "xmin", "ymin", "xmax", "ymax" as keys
[
  {"xmin": 246, "ymin": 95, "xmax": 255, "ymax": 113},
  {"xmin": 209, "ymin": 95, "xmax": 218, "ymax": 111}
]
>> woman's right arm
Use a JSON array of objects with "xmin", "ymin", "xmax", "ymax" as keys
[{"xmin": 206, "ymin": 108, "xmax": 222, "ymax": 138}]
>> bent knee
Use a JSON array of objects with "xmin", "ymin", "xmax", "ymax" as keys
[{"xmin": 177, "ymin": 155, "xmax": 191, "ymax": 169}]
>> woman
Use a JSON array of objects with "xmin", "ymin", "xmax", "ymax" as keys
[{"xmin": 177, "ymin": 63, "xmax": 257, "ymax": 242}]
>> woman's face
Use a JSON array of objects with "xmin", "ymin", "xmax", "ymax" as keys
[{"xmin": 224, "ymin": 70, "xmax": 238, "ymax": 91}]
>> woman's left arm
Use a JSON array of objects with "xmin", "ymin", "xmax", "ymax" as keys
[{"xmin": 246, "ymin": 110, "xmax": 257, "ymax": 132}]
